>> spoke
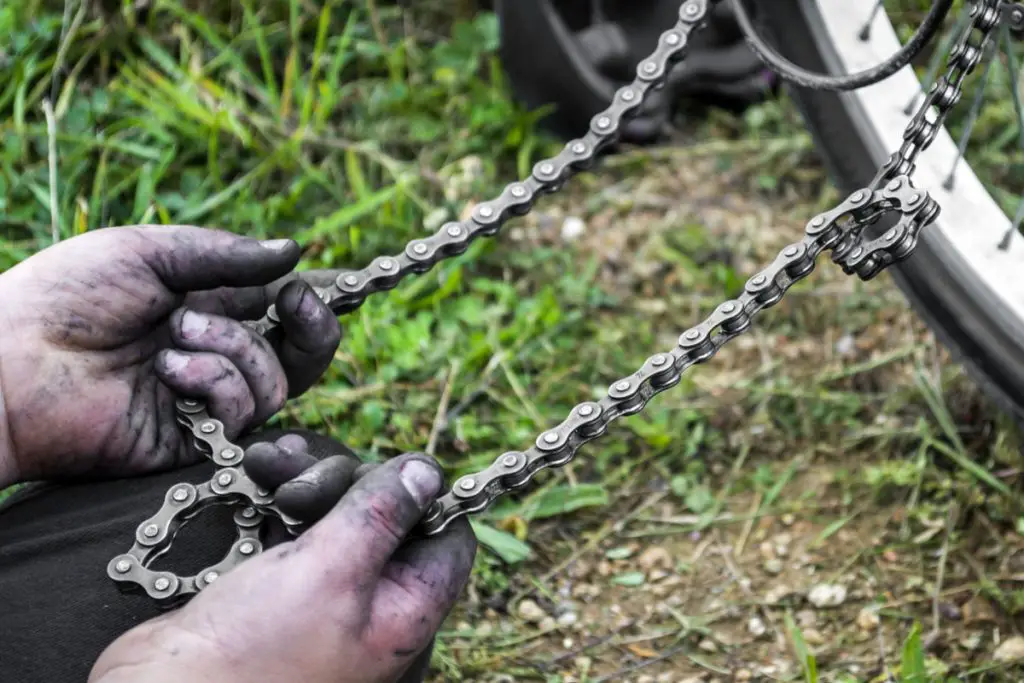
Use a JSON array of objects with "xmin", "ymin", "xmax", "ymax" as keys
[
  {"xmin": 998, "ymin": 21, "xmax": 1024, "ymax": 249},
  {"xmin": 903, "ymin": 3, "xmax": 973, "ymax": 115},
  {"xmin": 858, "ymin": 0, "xmax": 886, "ymax": 41},
  {"xmin": 943, "ymin": 39, "xmax": 998, "ymax": 191}
]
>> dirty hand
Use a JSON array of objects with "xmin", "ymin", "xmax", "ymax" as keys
[
  {"xmin": 0, "ymin": 225, "xmax": 342, "ymax": 488},
  {"xmin": 89, "ymin": 450, "xmax": 477, "ymax": 683}
]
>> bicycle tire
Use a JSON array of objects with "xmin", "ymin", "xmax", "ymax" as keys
[{"xmin": 754, "ymin": 0, "xmax": 1024, "ymax": 423}]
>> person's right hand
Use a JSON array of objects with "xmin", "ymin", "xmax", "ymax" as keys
[{"xmin": 88, "ymin": 450, "xmax": 477, "ymax": 683}]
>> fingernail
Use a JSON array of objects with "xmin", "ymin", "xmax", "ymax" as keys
[
  {"xmin": 275, "ymin": 434, "xmax": 309, "ymax": 454},
  {"xmin": 399, "ymin": 459, "xmax": 441, "ymax": 508},
  {"xmin": 162, "ymin": 349, "xmax": 190, "ymax": 373},
  {"xmin": 260, "ymin": 239, "xmax": 294, "ymax": 252},
  {"xmin": 180, "ymin": 310, "xmax": 209, "ymax": 340}
]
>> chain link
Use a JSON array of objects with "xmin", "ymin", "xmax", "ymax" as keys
[{"xmin": 108, "ymin": 0, "xmax": 1004, "ymax": 607}]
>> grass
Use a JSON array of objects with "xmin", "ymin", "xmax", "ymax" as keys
[{"xmin": 4, "ymin": 0, "xmax": 1024, "ymax": 680}]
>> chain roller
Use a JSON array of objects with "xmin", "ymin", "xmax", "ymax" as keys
[{"xmin": 109, "ymin": 0, "xmax": 1004, "ymax": 606}]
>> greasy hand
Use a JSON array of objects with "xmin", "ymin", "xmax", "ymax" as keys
[
  {"xmin": 0, "ymin": 225, "xmax": 342, "ymax": 487},
  {"xmin": 89, "ymin": 452, "xmax": 477, "ymax": 683}
]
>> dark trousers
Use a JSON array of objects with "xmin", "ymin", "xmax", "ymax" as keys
[{"xmin": 0, "ymin": 429, "xmax": 433, "ymax": 683}]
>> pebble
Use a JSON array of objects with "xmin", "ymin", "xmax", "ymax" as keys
[
  {"xmin": 638, "ymin": 546, "xmax": 673, "ymax": 571},
  {"xmin": 748, "ymin": 616, "xmax": 768, "ymax": 637},
  {"xmin": 557, "ymin": 611, "xmax": 578, "ymax": 627},
  {"xmin": 540, "ymin": 617, "xmax": 557, "ymax": 631},
  {"xmin": 699, "ymin": 638, "xmax": 718, "ymax": 653},
  {"xmin": 736, "ymin": 669, "xmax": 753, "ymax": 681},
  {"xmin": 765, "ymin": 584, "xmax": 795, "ymax": 604},
  {"xmin": 856, "ymin": 606, "xmax": 880, "ymax": 631},
  {"xmin": 994, "ymin": 636, "xmax": 1024, "ymax": 662},
  {"xmin": 569, "ymin": 560, "xmax": 592, "ymax": 579},
  {"xmin": 517, "ymin": 599, "xmax": 546, "ymax": 623},
  {"xmin": 960, "ymin": 632, "xmax": 983, "ymax": 650},
  {"xmin": 796, "ymin": 609, "xmax": 817, "ymax": 627},
  {"xmin": 637, "ymin": 676, "xmax": 655, "ymax": 683},
  {"xmin": 802, "ymin": 628, "xmax": 825, "ymax": 645},
  {"xmin": 782, "ymin": 513, "xmax": 796, "ymax": 526},
  {"xmin": 808, "ymin": 583, "xmax": 847, "ymax": 608},
  {"xmin": 656, "ymin": 674, "xmax": 673, "ymax": 683},
  {"xmin": 939, "ymin": 602, "xmax": 962, "ymax": 621},
  {"xmin": 573, "ymin": 584, "xmax": 600, "ymax": 600},
  {"xmin": 575, "ymin": 656, "xmax": 592, "ymax": 671},
  {"xmin": 561, "ymin": 216, "xmax": 586, "ymax": 242},
  {"xmin": 963, "ymin": 595, "xmax": 997, "ymax": 624},
  {"xmin": 764, "ymin": 558, "xmax": 784, "ymax": 575},
  {"xmin": 836, "ymin": 334, "xmax": 856, "ymax": 356}
]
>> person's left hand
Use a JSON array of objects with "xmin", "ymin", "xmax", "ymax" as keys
[{"xmin": 0, "ymin": 225, "xmax": 342, "ymax": 488}]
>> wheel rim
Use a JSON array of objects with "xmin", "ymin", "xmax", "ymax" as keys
[{"xmin": 803, "ymin": 0, "xmax": 1024, "ymax": 326}]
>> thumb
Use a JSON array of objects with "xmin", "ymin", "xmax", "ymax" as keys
[
  {"xmin": 307, "ymin": 453, "xmax": 443, "ymax": 581},
  {"xmin": 130, "ymin": 225, "xmax": 302, "ymax": 293}
]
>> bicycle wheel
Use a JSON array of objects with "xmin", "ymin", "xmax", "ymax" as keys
[{"xmin": 754, "ymin": 0, "xmax": 1024, "ymax": 422}]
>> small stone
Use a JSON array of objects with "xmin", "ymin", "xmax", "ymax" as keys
[
  {"xmin": 802, "ymin": 628, "xmax": 825, "ymax": 645},
  {"xmin": 699, "ymin": 638, "xmax": 718, "ymax": 653},
  {"xmin": 563, "ymin": 638, "xmax": 574, "ymax": 649},
  {"xmin": 637, "ymin": 546, "xmax": 673, "ymax": 571},
  {"xmin": 656, "ymin": 674, "xmax": 673, "ymax": 683},
  {"xmin": 748, "ymin": 616, "xmax": 767, "ymax": 637},
  {"xmin": 963, "ymin": 595, "xmax": 998, "ymax": 624},
  {"xmin": 575, "ymin": 656, "xmax": 592, "ymax": 671},
  {"xmin": 808, "ymin": 583, "xmax": 847, "ymax": 608},
  {"xmin": 939, "ymin": 602, "xmax": 962, "ymax": 621},
  {"xmin": 960, "ymin": 632, "xmax": 983, "ymax": 650},
  {"xmin": 561, "ymin": 216, "xmax": 586, "ymax": 242},
  {"xmin": 764, "ymin": 558, "xmax": 784, "ymax": 575},
  {"xmin": 568, "ymin": 560, "xmax": 592, "ymax": 579},
  {"xmin": 557, "ymin": 611, "xmax": 578, "ymax": 627},
  {"xmin": 782, "ymin": 513, "xmax": 796, "ymax": 526},
  {"xmin": 540, "ymin": 616, "xmax": 557, "ymax": 631},
  {"xmin": 765, "ymin": 584, "xmax": 795, "ymax": 604},
  {"xmin": 517, "ymin": 599, "xmax": 546, "ymax": 623},
  {"xmin": 836, "ymin": 334, "xmax": 856, "ymax": 356},
  {"xmin": 994, "ymin": 636, "xmax": 1024, "ymax": 662},
  {"xmin": 572, "ymin": 583, "xmax": 600, "ymax": 600},
  {"xmin": 856, "ymin": 606, "xmax": 880, "ymax": 631},
  {"xmin": 736, "ymin": 669, "xmax": 753, "ymax": 681},
  {"xmin": 796, "ymin": 609, "xmax": 817, "ymax": 627},
  {"xmin": 759, "ymin": 541, "xmax": 776, "ymax": 560},
  {"xmin": 637, "ymin": 676, "xmax": 655, "ymax": 683}
]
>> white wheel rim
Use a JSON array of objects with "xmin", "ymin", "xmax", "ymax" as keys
[{"xmin": 812, "ymin": 0, "xmax": 1024, "ymax": 320}]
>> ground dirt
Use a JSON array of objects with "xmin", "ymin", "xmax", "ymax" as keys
[{"xmin": 429, "ymin": 144, "xmax": 1024, "ymax": 682}]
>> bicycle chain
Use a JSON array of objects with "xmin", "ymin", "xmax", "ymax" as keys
[{"xmin": 108, "ymin": 0, "xmax": 1003, "ymax": 607}]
